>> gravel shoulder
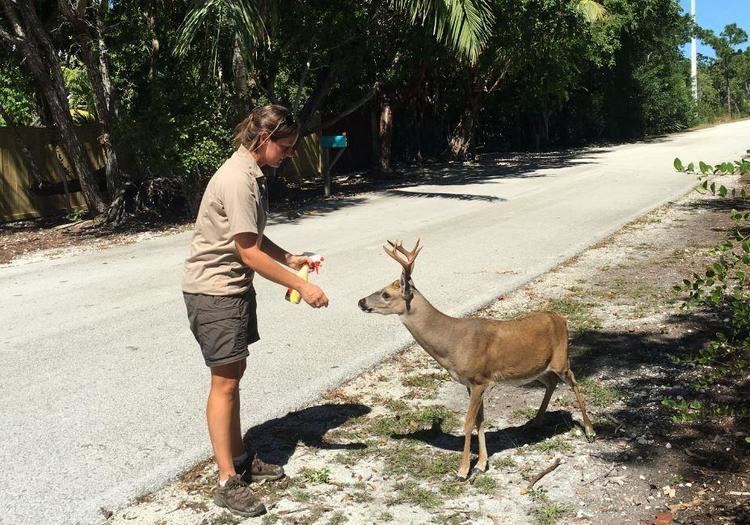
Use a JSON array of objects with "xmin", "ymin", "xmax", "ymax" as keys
[{"xmin": 97, "ymin": 174, "xmax": 750, "ymax": 525}]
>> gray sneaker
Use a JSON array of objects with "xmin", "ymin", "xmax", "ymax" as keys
[
  {"xmin": 214, "ymin": 475, "xmax": 266, "ymax": 517},
  {"xmin": 236, "ymin": 455, "xmax": 285, "ymax": 483}
]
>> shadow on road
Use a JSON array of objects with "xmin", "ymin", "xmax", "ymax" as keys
[{"xmin": 269, "ymin": 147, "xmax": 612, "ymax": 224}]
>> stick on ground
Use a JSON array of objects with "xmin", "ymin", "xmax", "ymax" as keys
[{"xmin": 520, "ymin": 458, "xmax": 562, "ymax": 495}]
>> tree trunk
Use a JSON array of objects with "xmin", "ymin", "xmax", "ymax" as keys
[
  {"xmin": 4, "ymin": 1, "xmax": 107, "ymax": 214},
  {"xmin": 447, "ymin": 94, "xmax": 481, "ymax": 160},
  {"xmin": 59, "ymin": 0, "xmax": 123, "ymax": 198},
  {"xmin": 147, "ymin": 12, "xmax": 159, "ymax": 81},
  {"xmin": 378, "ymin": 93, "xmax": 393, "ymax": 174},
  {"xmin": 232, "ymin": 37, "xmax": 249, "ymax": 115},
  {"xmin": 370, "ymin": 109, "xmax": 379, "ymax": 169},
  {"xmin": 727, "ymin": 74, "xmax": 731, "ymax": 117}
]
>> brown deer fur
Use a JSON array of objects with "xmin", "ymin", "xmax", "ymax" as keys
[{"xmin": 358, "ymin": 240, "xmax": 595, "ymax": 479}]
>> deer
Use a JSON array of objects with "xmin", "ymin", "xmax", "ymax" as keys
[{"xmin": 358, "ymin": 240, "xmax": 595, "ymax": 480}]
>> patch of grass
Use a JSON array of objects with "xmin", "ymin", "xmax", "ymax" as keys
[
  {"xmin": 528, "ymin": 488, "xmax": 570, "ymax": 525},
  {"xmin": 623, "ymin": 283, "xmax": 661, "ymax": 300},
  {"xmin": 351, "ymin": 481, "xmax": 374, "ymax": 503},
  {"xmin": 402, "ymin": 371, "xmax": 451, "ymax": 398},
  {"xmin": 332, "ymin": 444, "xmax": 374, "ymax": 466},
  {"xmin": 325, "ymin": 426, "xmax": 369, "ymax": 443},
  {"xmin": 493, "ymin": 455, "xmax": 516, "ymax": 469},
  {"xmin": 433, "ymin": 514, "xmax": 464, "ymax": 525},
  {"xmin": 369, "ymin": 404, "xmax": 459, "ymax": 436},
  {"xmin": 378, "ymin": 511, "xmax": 394, "ymax": 522},
  {"xmin": 542, "ymin": 298, "xmax": 602, "ymax": 332},
  {"xmin": 384, "ymin": 442, "xmax": 460, "ymax": 480},
  {"xmin": 390, "ymin": 480, "xmax": 441, "ymax": 509},
  {"xmin": 512, "ymin": 407, "xmax": 538, "ymax": 421},
  {"xmin": 327, "ymin": 511, "xmax": 348, "ymax": 525},
  {"xmin": 301, "ymin": 467, "xmax": 331, "ymax": 484},
  {"xmin": 473, "ymin": 474, "xmax": 497, "ymax": 495},
  {"xmin": 534, "ymin": 437, "xmax": 573, "ymax": 453},
  {"xmin": 555, "ymin": 394, "xmax": 573, "ymax": 407},
  {"xmin": 382, "ymin": 397, "xmax": 410, "ymax": 412},
  {"xmin": 439, "ymin": 481, "xmax": 466, "ymax": 497},
  {"xmin": 289, "ymin": 488, "xmax": 312, "ymax": 503},
  {"xmin": 578, "ymin": 378, "xmax": 623, "ymax": 407},
  {"xmin": 261, "ymin": 514, "xmax": 281, "ymax": 525},
  {"xmin": 210, "ymin": 511, "xmax": 242, "ymax": 525},
  {"xmin": 293, "ymin": 508, "xmax": 324, "ymax": 525}
]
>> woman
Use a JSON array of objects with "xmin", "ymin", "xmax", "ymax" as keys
[{"xmin": 182, "ymin": 105, "xmax": 328, "ymax": 517}]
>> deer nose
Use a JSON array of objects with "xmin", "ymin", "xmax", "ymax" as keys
[{"xmin": 358, "ymin": 298, "xmax": 368, "ymax": 311}]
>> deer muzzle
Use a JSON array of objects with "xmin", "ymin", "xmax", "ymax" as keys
[{"xmin": 358, "ymin": 298, "xmax": 373, "ymax": 313}]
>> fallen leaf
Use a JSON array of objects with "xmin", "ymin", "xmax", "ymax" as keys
[{"xmin": 647, "ymin": 511, "xmax": 673, "ymax": 525}]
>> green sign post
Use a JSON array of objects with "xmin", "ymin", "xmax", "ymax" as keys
[{"xmin": 320, "ymin": 134, "xmax": 348, "ymax": 197}]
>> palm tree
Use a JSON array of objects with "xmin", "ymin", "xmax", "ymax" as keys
[
  {"xmin": 391, "ymin": 0, "xmax": 493, "ymax": 63},
  {"xmin": 175, "ymin": 0, "xmax": 492, "ymax": 67}
]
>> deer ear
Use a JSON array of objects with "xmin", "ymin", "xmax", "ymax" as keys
[{"xmin": 400, "ymin": 271, "xmax": 413, "ymax": 301}]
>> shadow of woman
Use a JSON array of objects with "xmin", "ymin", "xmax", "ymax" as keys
[{"xmin": 242, "ymin": 403, "xmax": 371, "ymax": 466}]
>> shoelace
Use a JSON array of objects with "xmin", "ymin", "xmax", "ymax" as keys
[
  {"xmin": 252, "ymin": 458, "xmax": 274, "ymax": 472},
  {"xmin": 225, "ymin": 477, "xmax": 256, "ymax": 500}
]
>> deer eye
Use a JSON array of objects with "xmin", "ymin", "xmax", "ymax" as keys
[{"xmin": 381, "ymin": 292, "xmax": 391, "ymax": 300}]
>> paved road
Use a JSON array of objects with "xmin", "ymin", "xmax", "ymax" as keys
[{"xmin": 2, "ymin": 120, "xmax": 748, "ymax": 524}]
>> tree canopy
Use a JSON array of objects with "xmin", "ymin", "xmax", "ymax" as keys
[{"xmin": 0, "ymin": 0, "xmax": 746, "ymax": 221}]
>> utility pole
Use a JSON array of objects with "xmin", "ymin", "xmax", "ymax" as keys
[{"xmin": 691, "ymin": 0, "xmax": 698, "ymax": 100}]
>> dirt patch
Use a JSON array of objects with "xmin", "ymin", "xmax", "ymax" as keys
[
  {"xmin": 100, "ymin": 177, "xmax": 750, "ymax": 524},
  {"xmin": 0, "ymin": 216, "xmax": 193, "ymax": 265}
]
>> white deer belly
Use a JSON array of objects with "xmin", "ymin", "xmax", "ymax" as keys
[{"xmin": 493, "ymin": 370, "xmax": 549, "ymax": 387}]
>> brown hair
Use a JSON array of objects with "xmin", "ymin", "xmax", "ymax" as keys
[{"xmin": 233, "ymin": 104, "xmax": 299, "ymax": 151}]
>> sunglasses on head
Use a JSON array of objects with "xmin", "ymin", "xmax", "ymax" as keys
[{"xmin": 268, "ymin": 112, "xmax": 297, "ymax": 137}]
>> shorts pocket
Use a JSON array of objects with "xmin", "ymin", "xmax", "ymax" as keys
[{"xmin": 195, "ymin": 306, "xmax": 242, "ymax": 357}]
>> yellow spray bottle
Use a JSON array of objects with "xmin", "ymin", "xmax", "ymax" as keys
[{"xmin": 285, "ymin": 254, "xmax": 324, "ymax": 304}]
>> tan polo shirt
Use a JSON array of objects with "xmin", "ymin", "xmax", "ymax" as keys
[{"xmin": 182, "ymin": 146, "xmax": 268, "ymax": 295}]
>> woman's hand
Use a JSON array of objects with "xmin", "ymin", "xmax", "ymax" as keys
[
  {"xmin": 299, "ymin": 282, "xmax": 329, "ymax": 308},
  {"xmin": 285, "ymin": 254, "xmax": 309, "ymax": 271}
]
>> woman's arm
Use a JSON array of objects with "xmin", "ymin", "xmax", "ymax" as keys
[
  {"xmin": 259, "ymin": 236, "xmax": 292, "ymax": 266},
  {"xmin": 235, "ymin": 233, "xmax": 328, "ymax": 307}
]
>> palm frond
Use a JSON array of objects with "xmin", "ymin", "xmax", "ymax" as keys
[
  {"xmin": 391, "ymin": 0, "xmax": 494, "ymax": 63},
  {"xmin": 174, "ymin": 0, "xmax": 268, "ymax": 60},
  {"xmin": 576, "ymin": 0, "xmax": 607, "ymax": 23}
]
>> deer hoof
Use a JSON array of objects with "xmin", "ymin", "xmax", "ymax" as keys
[
  {"xmin": 470, "ymin": 466, "xmax": 486, "ymax": 477},
  {"xmin": 456, "ymin": 471, "xmax": 470, "ymax": 482},
  {"xmin": 585, "ymin": 429, "xmax": 597, "ymax": 442}
]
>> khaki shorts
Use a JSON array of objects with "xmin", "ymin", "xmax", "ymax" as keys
[{"xmin": 184, "ymin": 290, "xmax": 260, "ymax": 367}]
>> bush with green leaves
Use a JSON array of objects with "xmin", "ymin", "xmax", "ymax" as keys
[{"xmin": 667, "ymin": 153, "xmax": 750, "ymax": 424}]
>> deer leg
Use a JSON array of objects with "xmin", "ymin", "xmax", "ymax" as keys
[
  {"xmin": 458, "ymin": 384, "xmax": 487, "ymax": 480},
  {"xmin": 475, "ymin": 398, "xmax": 489, "ymax": 473},
  {"xmin": 531, "ymin": 372, "xmax": 558, "ymax": 427},
  {"xmin": 564, "ymin": 368, "xmax": 595, "ymax": 440}
]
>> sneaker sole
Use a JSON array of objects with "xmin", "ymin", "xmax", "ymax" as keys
[
  {"xmin": 214, "ymin": 495, "xmax": 266, "ymax": 517},
  {"xmin": 251, "ymin": 471, "xmax": 285, "ymax": 482}
]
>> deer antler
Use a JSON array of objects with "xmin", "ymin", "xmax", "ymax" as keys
[{"xmin": 383, "ymin": 239, "xmax": 422, "ymax": 276}]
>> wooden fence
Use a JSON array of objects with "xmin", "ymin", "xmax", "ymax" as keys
[
  {"xmin": 0, "ymin": 124, "xmax": 104, "ymax": 222},
  {"xmin": 0, "ymin": 125, "xmax": 323, "ymax": 224}
]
